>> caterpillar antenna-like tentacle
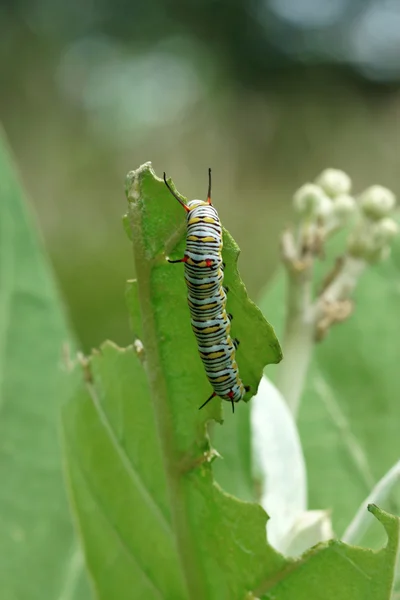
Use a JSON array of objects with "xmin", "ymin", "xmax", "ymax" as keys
[
  {"xmin": 163, "ymin": 172, "xmax": 190, "ymax": 212},
  {"xmin": 207, "ymin": 167, "xmax": 212, "ymax": 205}
]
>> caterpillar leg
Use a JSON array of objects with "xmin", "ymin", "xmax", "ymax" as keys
[
  {"xmin": 223, "ymin": 286, "xmax": 229, "ymax": 293},
  {"xmin": 227, "ymin": 313, "xmax": 233, "ymax": 321},
  {"xmin": 233, "ymin": 338, "xmax": 240, "ymax": 349},
  {"xmin": 199, "ymin": 391, "xmax": 216, "ymax": 410},
  {"xmin": 227, "ymin": 389, "xmax": 235, "ymax": 413}
]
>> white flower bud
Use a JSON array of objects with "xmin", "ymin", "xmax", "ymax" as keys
[
  {"xmin": 315, "ymin": 169, "xmax": 352, "ymax": 198},
  {"xmin": 332, "ymin": 194, "xmax": 356, "ymax": 220},
  {"xmin": 315, "ymin": 195, "xmax": 333, "ymax": 221},
  {"xmin": 293, "ymin": 184, "xmax": 326, "ymax": 217},
  {"xmin": 348, "ymin": 218, "xmax": 396, "ymax": 262},
  {"xmin": 359, "ymin": 186, "xmax": 396, "ymax": 220},
  {"xmin": 372, "ymin": 218, "xmax": 399, "ymax": 246}
]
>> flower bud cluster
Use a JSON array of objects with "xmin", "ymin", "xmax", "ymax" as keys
[
  {"xmin": 359, "ymin": 186, "xmax": 396, "ymax": 220},
  {"xmin": 293, "ymin": 169, "xmax": 356, "ymax": 228},
  {"xmin": 348, "ymin": 185, "xmax": 397, "ymax": 263},
  {"xmin": 293, "ymin": 168, "xmax": 398, "ymax": 263}
]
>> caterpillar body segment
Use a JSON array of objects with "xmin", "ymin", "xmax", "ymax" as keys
[{"xmin": 164, "ymin": 170, "xmax": 249, "ymax": 413}]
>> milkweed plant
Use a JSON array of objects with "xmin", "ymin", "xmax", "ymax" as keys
[
  {"xmin": 250, "ymin": 170, "xmax": 400, "ymax": 564},
  {"xmin": 2, "ymin": 129, "xmax": 400, "ymax": 600}
]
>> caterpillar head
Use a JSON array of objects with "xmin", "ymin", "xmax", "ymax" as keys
[
  {"xmin": 164, "ymin": 169, "xmax": 214, "ymax": 212},
  {"xmin": 186, "ymin": 199, "xmax": 209, "ymax": 210}
]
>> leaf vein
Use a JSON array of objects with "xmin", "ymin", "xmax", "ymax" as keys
[
  {"xmin": 70, "ymin": 443, "xmax": 165, "ymax": 600},
  {"xmin": 314, "ymin": 372, "xmax": 375, "ymax": 490},
  {"xmin": 86, "ymin": 378, "xmax": 173, "ymax": 537}
]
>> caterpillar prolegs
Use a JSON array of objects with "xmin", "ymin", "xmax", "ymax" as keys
[{"xmin": 164, "ymin": 169, "xmax": 250, "ymax": 413}]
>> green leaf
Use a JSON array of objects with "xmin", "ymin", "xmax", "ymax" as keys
[
  {"xmin": 259, "ymin": 235, "xmax": 400, "ymax": 537},
  {"xmin": 63, "ymin": 162, "xmax": 400, "ymax": 598},
  {"xmin": 0, "ymin": 130, "xmax": 89, "ymax": 598},
  {"xmin": 260, "ymin": 504, "xmax": 399, "ymax": 600},
  {"xmin": 63, "ymin": 347, "xmax": 400, "ymax": 599}
]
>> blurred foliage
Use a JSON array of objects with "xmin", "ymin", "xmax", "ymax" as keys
[
  {"xmin": 1, "ymin": 0, "xmax": 400, "ymax": 352},
  {"xmin": 259, "ymin": 233, "xmax": 400, "ymax": 537},
  {"xmin": 0, "ymin": 130, "xmax": 89, "ymax": 600}
]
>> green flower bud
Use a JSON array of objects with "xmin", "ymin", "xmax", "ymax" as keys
[
  {"xmin": 359, "ymin": 186, "xmax": 396, "ymax": 220},
  {"xmin": 315, "ymin": 169, "xmax": 352, "ymax": 198},
  {"xmin": 372, "ymin": 217, "xmax": 399, "ymax": 246},
  {"xmin": 332, "ymin": 194, "xmax": 356, "ymax": 221},
  {"xmin": 348, "ymin": 217, "xmax": 397, "ymax": 262},
  {"xmin": 293, "ymin": 184, "xmax": 326, "ymax": 217}
]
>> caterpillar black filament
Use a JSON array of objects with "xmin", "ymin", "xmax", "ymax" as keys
[{"xmin": 164, "ymin": 169, "xmax": 249, "ymax": 413}]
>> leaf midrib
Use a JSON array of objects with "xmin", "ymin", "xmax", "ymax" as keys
[
  {"xmin": 86, "ymin": 364, "xmax": 172, "ymax": 536},
  {"xmin": 127, "ymin": 165, "xmax": 206, "ymax": 600},
  {"xmin": 68, "ymin": 437, "xmax": 164, "ymax": 600}
]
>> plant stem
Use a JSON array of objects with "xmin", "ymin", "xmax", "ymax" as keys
[
  {"xmin": 317, "ymin": 255, "xmax": 365, "ymax": 307},
  {"xmin": 276, "ymin": 231, "xmax": 366, "ymax": 418},
  {"xmin": 275, "ymin": 268, "xmax": 315, "ymax": 418}
]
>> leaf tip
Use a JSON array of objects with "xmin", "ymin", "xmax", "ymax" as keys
[
  {"xmin": 125, "ymin": 161, "xmax": 153, "ymax": 202},
  {"xmin": 367, "ymin": 503, "xmax": 400, "ymax": 547},
  {"xmin": 271, "ymin": 338, "xmax": 284, "ymax": 364}
]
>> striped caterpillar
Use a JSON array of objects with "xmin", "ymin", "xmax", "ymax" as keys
[{"xmin": 164, "ymin": 169, "xmax": 249, "ymax": 413}]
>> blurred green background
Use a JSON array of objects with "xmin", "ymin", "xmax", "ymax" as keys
[{"xmin": 1, "ymin": 0, "xmax": 400, "ymax": 351}]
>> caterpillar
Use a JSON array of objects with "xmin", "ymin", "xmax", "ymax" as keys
[{"xmin": 164, "ymin": 169, "xmax": 249, "ymax": 413}]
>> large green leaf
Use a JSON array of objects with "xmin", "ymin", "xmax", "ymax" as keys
[
  {"xmin": 259, "ymin": 235, "xmax": 400, "ymax": 537},
  {"xmin": 63, "ymin": 163, "xmax": 400, "ymax": 598},
  {"xmin": 0, "ymin": 131, "xmax": 89, "ymax": 598}
]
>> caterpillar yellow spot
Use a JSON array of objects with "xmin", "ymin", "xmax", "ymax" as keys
[
  {"xmin": 196, "ymin": 325, "xmax": 220, "ymax": 334},
  {"xmin": 200, "ymin": 351, "xmax": 226, "ymax": 360},
  {"xmin": 187, "ymin": 299, "xmax": 218, "ymax": 311},
  {"xmin": 211, "ymin": 374, "xmax": 231, "ymax": 383},
  {"xmin": 187, "ymin": 235, "xmax": 216, "ymax": 243},
  {"xmin": 186, "ymin": 280, "xmax": 214, "ymax": 290}
]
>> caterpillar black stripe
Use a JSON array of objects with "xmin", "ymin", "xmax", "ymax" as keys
[{"xmin": 164, "ymin": 169, "xmax": 250, "ymax": 413}]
